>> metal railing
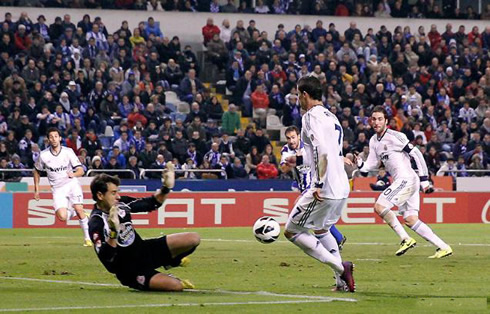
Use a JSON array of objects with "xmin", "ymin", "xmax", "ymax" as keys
[
  {"xmin": 437, "ymin": 169, "xmax": 490, "ymax": 174},
  {"xmin": 140, "ymin": 168, "xmax": 227, "ymax": 179},
  {"xmin": 86, "ymin": 169, "xmax": 136, "ymax": 179}
]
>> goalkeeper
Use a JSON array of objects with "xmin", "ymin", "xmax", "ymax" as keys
[{"xmin": 88, "ymin": 163, "xmax": 200, "ymax": 291}]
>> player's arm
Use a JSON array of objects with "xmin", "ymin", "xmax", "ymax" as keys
[
  {"xmin": 120, "ymin": 194, "xmax": 166, "ymax": 213},
  {"xmin": 33, "ymin": 168, "xmax": 41, "ymax": 201},
  {"xmin": 89, "ymin": 215, "xmax": 117, "ymax": 272},
  {"xmin": 68, "ymin": 148, "xmax": 84, "ymax": 178},
  {"xmin": 357, "ymin": 139, "xmax": 379, "ymax": 176},
  {"xmin": 33, "ymin": 156, "xmax": 44, "ymax": 201},
  {"xmin": 307, "ymin": 115, "xmax": 330, "ymax": 199},
  {"xmin": 404, "ymin": 144, "xmax": 433, "ymax": 193}
]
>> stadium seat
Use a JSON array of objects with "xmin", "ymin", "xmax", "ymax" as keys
[
  {"xmin": 177, "ymin": 101, "xmax": 191, "ymax": 114},
  {"xmin": 104, "ymin": 126, "xmax": 114, "ymax": 137},
  {"xmin": 171, "ymin": 112, "xmax": 187, "ymax": 122},
  {"xmin": 165, "ymin": 91, "xmax": 179, "ymax": 104},
  {"xmin": 279, "ymin": 126, "xmax": 288, "ymax": 142},
  {"xmin": 166, "ymin": 102, "xmax": 177, "ymax": 112},
  {"xmin": 266, "ymin": 115, "xmax": 283, "ymax": 130}
]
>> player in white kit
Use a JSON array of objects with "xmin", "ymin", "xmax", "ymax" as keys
[
  {"xmin": 356, "ymin": 106, "xmax": 452, "ymax": 258},
  {"xmin": 33, "ymin": 128, "xmax": 92, "ymax": 247},
  {"xmin": 283, "ymin": 76, "xmax": 355, "ymax": 292},
  {"xmin": 280, "ymin": 125, "xmax": 348, "ymax": 250}
]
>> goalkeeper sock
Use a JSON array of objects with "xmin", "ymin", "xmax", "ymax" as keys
[
  {"xmin": 380, "ymin": 208, "xmax": 410, "ymax": 241},
  {"xmin": 315, "ymin": 232, "xmax": 343, "ymax": 285},
  {"xmin": 79, "ymin": 217, "xmax": 90, "ymax": 240},
  {"xmin": 411, "ymin": 220, "xmax": 450, "ymax": 250},
  {"xmin": 289, "ymin": 232, "xmax": 344, "ymax": 274}
]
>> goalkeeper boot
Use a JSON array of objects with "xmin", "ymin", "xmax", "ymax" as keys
[
  {"xmin": 395, "ymin": 237, "xmax": 417, "ymax": 256},
  {"xmin": 181, "ymin": 279, "xmax": 195, "ymax": 289},
  {"xmin": 83, "ymin": 239, "xmax": 93, "ymax": 247},
  {"xmin": 163, "ymin": 162, "xmax": 175, "ymax": 189},
  {"xmin": 428, "ymin": 247, "xmax": 453, "ymax": 259},
  {"xmin": 180, "ymin": 257, "xmax": 191, "ymax": 267}
]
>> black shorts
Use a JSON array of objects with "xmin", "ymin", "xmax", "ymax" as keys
[{"xmin": 116, "ymin": 235, "xmax": 174, "ymax": 290}]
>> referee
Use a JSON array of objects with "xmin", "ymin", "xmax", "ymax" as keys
[{"xmin": 88, "ymin": 163, "xmax": 200, "ymax": 291}]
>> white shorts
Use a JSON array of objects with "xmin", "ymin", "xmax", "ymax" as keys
[
  {"xmin": 52, "ymin": 180, "xmax": 84, "ymax": 211},
  {"xmin": 286, "ymin": 190, "xmax": 347, "ymax": 233},
  {"xmin": 376, "ymin": 177, "xmax": 420, "ymax": 219}
]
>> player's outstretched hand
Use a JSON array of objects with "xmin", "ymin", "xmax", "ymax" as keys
[
  {"xmin": 162, "ymin": 162, "xmax": 175, "ymax": 189},
  {"xmin": 108, "ymin": 205, "xmax": 120, "ymax": 233},
  {"xmin": 34, "ymin": 191, "xmax": 40, "ymax": 201}
]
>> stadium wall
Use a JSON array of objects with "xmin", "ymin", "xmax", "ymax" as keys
[
  {"xmin": 4, "ymin": 7, "xmax": 490, "ymax": 53},
  {"xmin": 0, "ymin": 191, "xmax": 488, "ymax": 228}
]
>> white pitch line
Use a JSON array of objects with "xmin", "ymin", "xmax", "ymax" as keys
[
  {"xmin": 16, "ymin": 237, "xmax": 490, "ymax": 247},
  {"xmin": 0, "ymin": 299, "xmax": 349, "ymax": 312},
  {"xmin": 0, "ymin": 276, "xmax": 356, "ymax": 303}
]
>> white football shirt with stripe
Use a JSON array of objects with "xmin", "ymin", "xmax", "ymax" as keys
[
  {"xmin": 301, "ymin": 105, "xmax": 350, "ymax": 199},
  {"xmin": 35, "ymin": 146, "xmax": 82, "ymax": 189},
  {"xmin": 361, "ymin": 129, "xmax": 418, "ymax": 181}
]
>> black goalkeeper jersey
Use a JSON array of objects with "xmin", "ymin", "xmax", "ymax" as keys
[{"xmin": 88, "ymin": 195, "xmax": 162, "ymax": 274}]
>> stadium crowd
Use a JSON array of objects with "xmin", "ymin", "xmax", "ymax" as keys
[
  {"xmin": 0, "ymin": 8, "xmax": 489, "ymax": 183},
  {"xmin": 2, "ymin": 1, "xmax": 490, "ymax": 21}
]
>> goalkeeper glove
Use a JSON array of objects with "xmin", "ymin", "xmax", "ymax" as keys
[{"xmin": 108, "ymin": 205, "xmax": 120, "ymax": 238}]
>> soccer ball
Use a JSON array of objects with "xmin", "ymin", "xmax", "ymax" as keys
[{"xmin": 253, "ymin": 216, "xmax": 281, "ymax": 244}]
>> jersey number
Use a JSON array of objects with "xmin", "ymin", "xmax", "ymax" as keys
[{"xmin": 334, "ymin": 124, "xmax": 343, "ymax": 156}]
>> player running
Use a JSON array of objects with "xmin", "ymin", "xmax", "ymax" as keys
[
  {"xmin": 355, "ymin": 106, "xmax": 452, "ymax": 258},
  {"xmin": 283, "ymin": 76, "xmax": 355, "ymax": 293},
  {"xmin": 33, "ymin": 128, "xmax": 92, "ymax": 247},
  {"xmin": 88, "ymin": 163, "xmax": 200, "ymax": 291},
  {"xmin": 280, "ymin": 126, "xmax": 347, "ymax": 250}
]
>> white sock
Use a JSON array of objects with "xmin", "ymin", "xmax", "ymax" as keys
[
  {"xmin": 380, "ymin": 209, "xmax": 410, "ymax": 241},
  {"xmin": 67, "ymin": 209, "xmax": 76, "ymax": 220},
  {"xmin": 289, "ymin": 232, "xmax": 344, "ymax": 274},
  {"xmin": 79, "ymin": 217, "xmax": 90, "ymax": 240},
  {"xmin": 315, "ymin": 232, "xmax": 343, "ymax": 286},
  {"xmin": 411, "ymin": 220, "xmax": 450, "ymax": 250}
]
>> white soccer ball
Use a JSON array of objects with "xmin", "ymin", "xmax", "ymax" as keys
[
  {"xmin": 253, "ymin": 216, "xmax": 281, "ymax": 244},
  {"xmin": 376, "ymin": 180, "xmax": 386, "ymax": 186}
]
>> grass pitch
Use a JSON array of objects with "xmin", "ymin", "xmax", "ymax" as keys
[{"xmin": 0, "ymin": 224, "xmax": 489, "ymax": 313}]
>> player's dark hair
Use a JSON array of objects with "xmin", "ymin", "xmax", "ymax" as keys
[
  {"xmin": 285, "ymin": 126, "xmax": 299, "ymax": 135},
  {"xmin": 46, "ymin": 127, "xmax": 61, "ymax": 137},
  {"xmin": 297, "ymin": 76, "xmax": 323, "ymax": 101},
  {"xmin": 372, "ymin": 106, "xmax": 389, "ymax": 120},
  {"xmin": 90, "ymin": 174, "xmax": 121, "ymax": 201}
]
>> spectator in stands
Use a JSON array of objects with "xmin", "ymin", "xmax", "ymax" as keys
[
  {"xmin": 256, "ymin": 154, "xmax": 278, "ymax": 179},
  {"xmin": 179, "ymin": 69, "xmax": 204, "ymax": 102},
  {"xmin": 207, "ymin": 33, "xmax": 228, "ymax": 71},
  {"xmin": 221, "ymin": 104, "xmax": 240, "ymax": 135},
  {"xmin": 251, "ymin": 84, "xmax": 269, "ymax": 128},
  {"xmin": 204, "ymin": 142, "xmax": 221, "ymax": 168},
  {"xmin": 202, "ymin": 18, "xmax": 220, "ymax": 46}
]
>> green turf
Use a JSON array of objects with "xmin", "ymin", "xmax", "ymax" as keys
[{"xmin": 0, "ymin": 224, "xmax": 489, "ymax": 313}]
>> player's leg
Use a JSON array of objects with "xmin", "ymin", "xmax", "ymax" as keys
[
  {"xmin": 329, "ymin": 225, "xmax": 347, "ymax": 249},
  {"xmin": 148, "ymin": 273, "xmax": 194, "ymax": 291},
  {"xmin": 403, "ymin": 193, "xmax": 452, "ymax": 258},
  {"xmin": 284, "ymin": 195, "xmax": 345, "ymax": 275},
  {"xmin": 165, "ymin": 232, "xmax": 201, "ymax": 267},
  {"xmin": 375, "ymin": 180, "xmax": 413, "ymax": 242},
  {"xmin": 53, "ymin": 187, "xmax": 75, "ymax": 221},
  {"xmin": 68, "ymin": 183, "xmax": 92, "ymax": 246}
]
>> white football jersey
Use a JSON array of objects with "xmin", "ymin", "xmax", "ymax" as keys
[
  {"xmin": 301, "ymin": 106, "xmax": 350, "ymax": 199},
  {"xmin": 361, "ymin": 129, "xmax": 418, "ymax": 180},
  {"xmin": 280, "ymin": 142, "xmax": 311, "ymax": 192},
  {"xmin": 35, "ymin": 146, "xmax": 82, "ymax": 189}
]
